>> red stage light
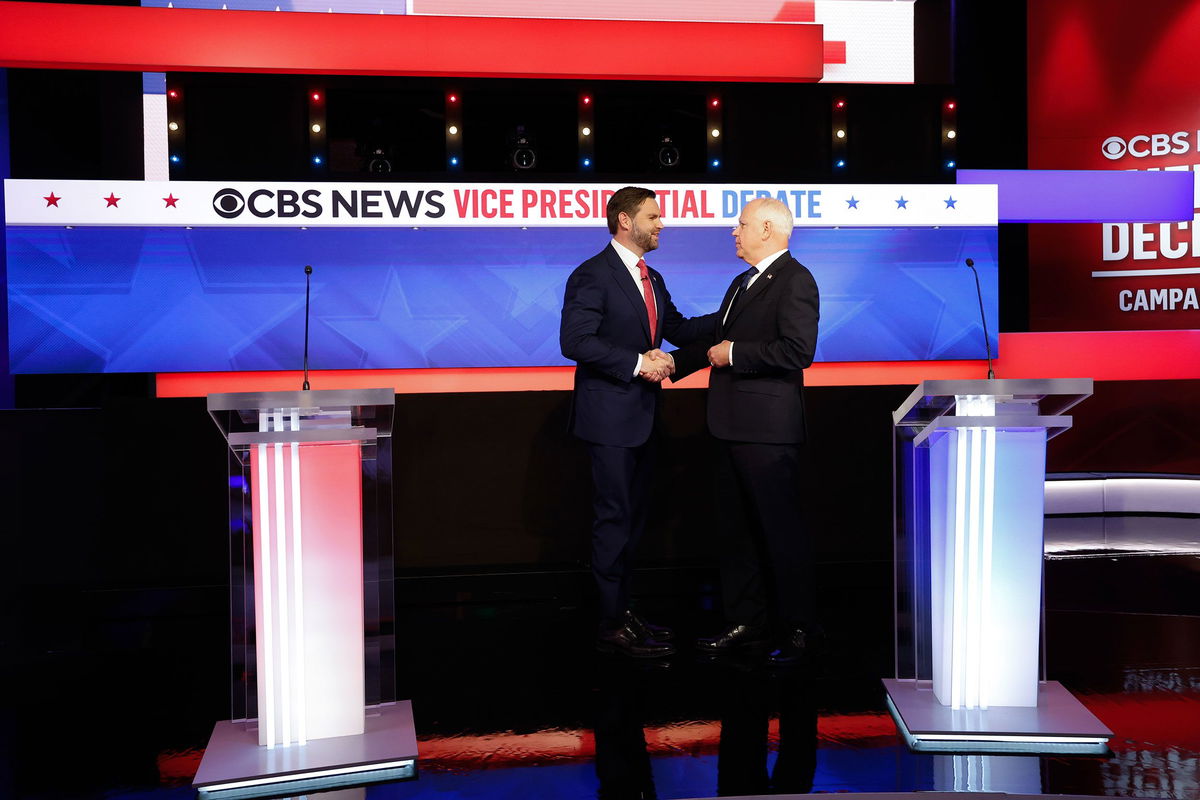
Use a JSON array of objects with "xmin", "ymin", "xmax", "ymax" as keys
[
  {"xmin": 947, "ymin": 101, "xmax": 956, "ymax": 110},
  {"xmin": 835, "ymin": 99, "xmax": 846, "ymax": 109},
  {"xmin": 448, "ymin": 94, "xmax": 458, "ymax": 103},
  {"xmin": 711, "ymin": 99, "xmax": 719, "ymax": 107},
  {"xmin": 167, "ymin": 89, "xmax": 179, "ymax": 99},
  {"xmin": 582, "ymin": 96, "xmax": 591, "ymax": 105},
  {"xmin": 311, "ymin": 91, "xmax": 321, "ymax": 101}
]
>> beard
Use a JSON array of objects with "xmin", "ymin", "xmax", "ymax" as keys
[{"xmin": 632, "ymin": 222, "xmax": 659, "ymax": 253}]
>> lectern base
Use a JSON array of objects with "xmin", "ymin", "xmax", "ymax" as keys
[
  {"xmin": 883, "ymin": 679, "xmax": 1112, "ymax": 755},
  {"xmin": 193, "ymin": 701, "xmax": 418, "ymax": 799}
]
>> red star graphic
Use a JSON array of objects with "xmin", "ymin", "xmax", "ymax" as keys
[
  {"xmin": 104, "ymin": 193, "xmax": 121, "ymax": 208},
  {"xmin": 164, "ymin": 194, "xmax": 179, "ymax": 208},
  {"xmin": 44, "ymin": 193, "xmax": 60, "ymax": 207}
]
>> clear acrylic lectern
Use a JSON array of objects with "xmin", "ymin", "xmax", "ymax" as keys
[
  {"xmin": 885, "ymin": 379, "xmax": 1112, "ymax": 754},
  {"xmin": 194, "ymin": 389, "xmax": 416, "ymax": 798}
]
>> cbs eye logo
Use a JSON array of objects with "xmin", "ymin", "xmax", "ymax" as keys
[
  {"xmin": 1101, "ymin": 136, "xmax": 1127, "ymax": 160},
  {"xmin": 212, "ymin": 188, "xmax": 245, "ymax": 218},
  {"xmin": 1101, "ymin": 132, "xmax": 1189, "ymax": 160}
]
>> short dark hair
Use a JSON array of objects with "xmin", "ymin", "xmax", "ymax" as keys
[{"xmin": 606, "ymin": 186, "xmax": 656, "ymax": 235}]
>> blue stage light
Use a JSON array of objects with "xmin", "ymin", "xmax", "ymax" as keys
[
  {"xmin": 450, "ymin": 156, "xmax": 459, "ymax": 166},
  {"xmin": 947, "ymin": 160, "xmax": 957, "ymax": 168},
  {"xmin": 711, "ymin": 159, "xmax": 720, "ymax": 168},
  {"xmin": 583, "ymin": 158, "xmax": 591, "ymax": 167},
  {"xmin": 170, "ymin": 154, "xmax": 181, "ymax": 163},
  {"xmin": 836, "ymin": 159, "xmax": 846, "ymax": 168},
  {"xmin": 313, "ymin": 156, "xmax": 323, "ymax": 165}
]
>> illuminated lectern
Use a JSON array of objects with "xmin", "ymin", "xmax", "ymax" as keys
[
  {"xmin": 884, "ymin": 379, "xmax": 1112, "ymax": 753},
  {"xmin": 194, "ymin": 389, "xmax": 416, "ymax": 798}
]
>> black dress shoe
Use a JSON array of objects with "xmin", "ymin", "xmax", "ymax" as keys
[
  {"xmin": 597, "ymin": 623, "xmax": 676, "ymax": 658},
  {"xmin": 766, "ymin": 627, "xmax": 813, "ymax": 665},
  {"xmin": 695, "ymin": 623, "xmax": 769, "ymax": 653},
  {"xmin": 624, "ymin": 609, "xmax": 674, "ymax": 641}
]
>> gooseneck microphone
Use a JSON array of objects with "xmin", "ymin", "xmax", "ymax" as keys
[
  {"xmin": 964, "ymin": 258, "xmax": 995, "ymax": 379},
  {"xmin": 302, "ymin": 265, "xmax": 313, "ymax": 391}
]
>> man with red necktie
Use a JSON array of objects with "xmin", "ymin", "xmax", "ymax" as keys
[{"xmin": 561, "ymin": 186, "xmax": 714, "ymax": 657}]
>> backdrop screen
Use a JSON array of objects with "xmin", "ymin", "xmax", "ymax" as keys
[{"xmin": 6, "ymin": 224, "xmax": 997, "ymax": 374}]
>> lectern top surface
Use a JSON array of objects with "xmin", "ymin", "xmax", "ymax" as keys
[
  {"xmin": 893, "ymin": 378, "xmax": 1093, "ymax": 428},
  {"xmin": 207, "ymin": 388, "xmax": 395, "ymax": 412}
]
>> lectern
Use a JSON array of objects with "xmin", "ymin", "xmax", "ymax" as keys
[
  {"xmin": 884, "ymin": 379, "xmax": 1112, "ymax": 753},
  {"xmin": 194, "ymin": 389, "xmax": 417, "ymax": 798}
]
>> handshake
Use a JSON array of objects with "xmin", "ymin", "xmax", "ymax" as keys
[{"xmin": 638, "ymin": 349, "xmax": 675, "ymax": 383}]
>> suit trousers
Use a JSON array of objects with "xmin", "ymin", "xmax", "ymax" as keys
[
  {"xmin": 716, "ymin": 440, "xmax": 813, "ymax": 630},
  {"xmin": 588, "ymin": 439, "xmax": 656, "ymax": 628}
]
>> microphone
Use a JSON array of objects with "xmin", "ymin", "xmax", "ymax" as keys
[
  {"xmin": 964, "ymin": 258, "xmax": 995, "ymax": 379},
  {"xmin": 302, "ymin": 265, "xmax": 313, "ymax": 391}
]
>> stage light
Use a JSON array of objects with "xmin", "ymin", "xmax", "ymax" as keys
[
  {"xmin": 711, "ymin": 159, "xmax": 720, "ymax": 167},
  {"xmin": 368, "ymin": 147, "xmax": 391, "ymax": 173},
  {"xmin": 450, "ymin": 156, "xmax": 459, "ymax": 166},
  {"xmin": 313, "ymin": 156, "xmax": 323, "ymax": 165},
  {"xmin": 947, "ymin": 101, "xmax": 956, "ymax": 110},
  {"xmin": 581, "ymin": 126, "xmax": 591, "ymax": 136},
  {"xmin": 711, "ymin": 128, "xmax": 721, "ymax": 138},
  {"xmin": 311, "ymin": 92, "xmax": 321, "ymax": 102},
  {"xmin": 657, "ymin": 136, "xmax": 680, "ymax": 168},
  {"xmin": 448, "ymin": 125, "xmax": 458, "ymax": 135},
  {"xmin": 168, "ymin": 89, "xmax": 179, "ymax": 99},
  {"xmin": 311, "ymin": 124, "xmax": 322, "ymax": 133},
  {"xmin": 947, "ymin": 129, "xmax": 957, "ymax": 139},
  {"xmin": 583, "ymin": 158, "xmax": 591, "ymax": 167},
  {"xmin": 836, "ymin": 159, "xmax": 846, "ymax": 167},
  {"xmin": 947, "ymin": 160, "xmax": 957, "ymax": 168},
  {"xmin": 835, "ymin": 99, "xmax": 846, "ymax": 109},
  {"xmin": 836, "ymin": 129, "xmax": 846, "ymax": 139},
  {"xmin": 448, "ymin": 94, "xmax": 458, "ymax": 103},
  {"xmin": 168, "ymin": 121, "xmax": 179, "ymax": 131},
  {"xmin": 711, "ymin": 99, "xmax": 720, "ymax": 107},
  {"xmin": 582, "ymin": 96, "xmax": 591, "ymax": 105},
  {"xmin": 170, "ymin": 154, "xmax": 181, "ymax": 163},
  {"xmin": 509, "ymin": 127, "xmax": 536, "ymax": 170}
]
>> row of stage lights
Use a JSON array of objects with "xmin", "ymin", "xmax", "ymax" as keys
[
  {"xmin": 830, "ymin": 97, "xmax": 959, "ymax": 171},
  {"xmin": 165, "ymin": 89, "xmax": 959, "ymax": 174}
]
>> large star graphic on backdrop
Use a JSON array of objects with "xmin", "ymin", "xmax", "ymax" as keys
[{"xmin": 323, "ymin": 268, "xmax": 467, "ymax": 367}]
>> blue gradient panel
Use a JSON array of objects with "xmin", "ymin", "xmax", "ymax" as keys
[
  {"xmin": 6, "ymin": 225, "xmax": 997, "ymax": 373},
  {"xmin": 957, "ymin": 169, "xmax": 1194, "ymax": 223}
]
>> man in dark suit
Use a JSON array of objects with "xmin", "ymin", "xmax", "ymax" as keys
[
  {"xmin": 560, "ymin": 186, "xmax": 713, "ymax": 658},
  {"xmin": 670, "ymin": 197, "xmax": 821, "ymax": 665}
]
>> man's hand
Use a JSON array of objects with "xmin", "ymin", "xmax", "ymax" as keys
[
  {"xmin": 707, "ymin": 340, "xmax": 733, "ymax": 368},
  {"xmin": 639, "ymin": 349, "xmax": 675, "ymax": 382}
]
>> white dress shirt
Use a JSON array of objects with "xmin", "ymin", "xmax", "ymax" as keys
[{"xmin": 611, "ymin": 239, "xmax": 656, "ymax": 376}]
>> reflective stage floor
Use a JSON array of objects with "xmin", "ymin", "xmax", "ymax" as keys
[{"xmin": 2, "ymin": 553, "xmax": 1198, "ymax": 799}]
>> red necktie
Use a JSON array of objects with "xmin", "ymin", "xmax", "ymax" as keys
[{"xmin": 637, "ymin": 258, "xmax": 658, "ymax": 341}]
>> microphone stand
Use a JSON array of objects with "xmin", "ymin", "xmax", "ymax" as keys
[
  {"xmin": 303, "ymin": 265, "xmax": 312, "ymax": 390},
  {"xmin": 964, "ymin": 258, "xmax": 995, "ymax": 379}
]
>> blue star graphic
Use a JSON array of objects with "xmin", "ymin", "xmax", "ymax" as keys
[
  {"xmin": 945, "ymin": 196, "xmax": 957, "ymax": 209},
  {"xmin": 896, "ymin": 196, "xmax": 909, "ymax": 209},
  {"xmin": 846, "ymin": 196, "xmax": 859, "ymax": 209}
]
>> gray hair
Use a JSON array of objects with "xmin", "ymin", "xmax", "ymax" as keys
[{"xmin": 750, "ymin": 197, "xmax": 794, "ymax": 238}]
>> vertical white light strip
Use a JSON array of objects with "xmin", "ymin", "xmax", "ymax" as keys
[
  {"xmin": 272, "ymin": 411, "xmax": 291, "ymax": 747},
  {"xmin": 142, "ymin": 92, "xmax": 169, "ymax": 180},
  {"xmin": 288, "ymin": 410, "xmax": 307, "ymax": 746},
  {"xmin": 256, "ymin": 411, "xmax": 276, "ymax": 749},
  {"xmin": 979, "ymin": 426, "xmax": 996, "ymax": 710},
  {"xmin": 951, "ymin": 427, "xmax": 968, "ymax": 709},
  {"xmin": 965, "ymin": 424, "xmax": 983, "ymax": 710}
]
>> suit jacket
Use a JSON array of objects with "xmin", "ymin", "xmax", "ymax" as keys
[
  {"xmin": 560, "ymin": 244, "xmax": 714, "ymax": 447},
  {"xmin": 672, "ymin": 251, "xmax": 820, "ymax": 444}
]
